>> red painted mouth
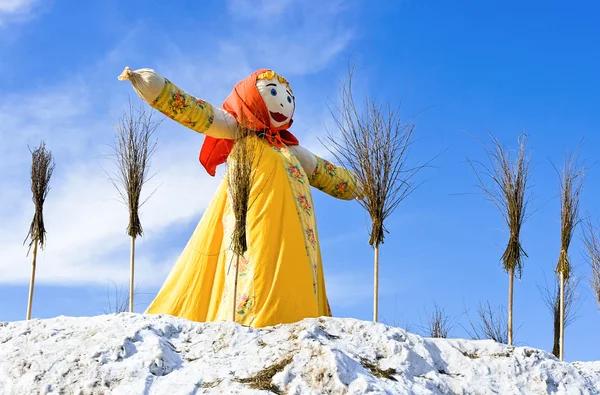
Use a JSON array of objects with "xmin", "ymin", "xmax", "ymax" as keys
[{"xmin": 270, "ymin": 111, "xmax": 288, "ymax": 123}]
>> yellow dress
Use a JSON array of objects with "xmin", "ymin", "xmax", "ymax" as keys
[{"xmin": 144, "ymin": 79, "xmax": 360, "ymax": 327}]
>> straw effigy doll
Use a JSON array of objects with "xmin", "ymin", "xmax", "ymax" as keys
[{"xmin": 118, "ymin": 66, "xmax": 361, "ymax": 327}]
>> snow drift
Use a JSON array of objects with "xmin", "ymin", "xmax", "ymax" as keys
[{"xmin": 0, "ymin": 314, "xmax": 598, "ymax": 394}]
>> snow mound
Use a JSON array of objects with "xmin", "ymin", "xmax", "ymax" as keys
[{"xmin": 0, "ymin": 314, "xmax": 598, "ymax": 394}]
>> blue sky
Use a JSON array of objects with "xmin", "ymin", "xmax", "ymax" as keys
[{"xmin": 1, "ymin": 0, "xmax": 599, "ymax": 362}]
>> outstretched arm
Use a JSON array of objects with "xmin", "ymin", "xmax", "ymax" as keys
[
  {"xmin": 289, "ymin": 145, "xmax": 362, "ymax": 200},
  {"xmin": 118, "ymin": 67, "xmax": 238, "ymax": 139}
]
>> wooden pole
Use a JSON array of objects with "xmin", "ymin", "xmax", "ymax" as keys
[
  {"xmin": 373, "ymin": 245, "xmax": 380, "ymax": 322},
  {"xmin": 232, "ymin": 254, "xmax": 240, "ymax": 323},
  {"xmin": 508, "ymin": 267, "xmax": 514, "ymax": 345},
  {"xmin": 26, "ymin": 240, "xmax": 39, "ymax": 320},
  {"xmin": 559, "ymin": 271, "xmax": 565, "ymax": 361},
  {"xmin": 129, "ymin": 236, "xmax": 135, "ymax": 313}
]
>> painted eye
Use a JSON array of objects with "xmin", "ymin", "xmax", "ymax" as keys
[
  {"xmin": 287, "ymin": 96, "xmax": 292, "ymax": 103},
  {"xmin": 270, "ymin": 88, "xmax": 277, "ymax": 96}
]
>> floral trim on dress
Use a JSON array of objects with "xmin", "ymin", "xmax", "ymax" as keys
[
  {"xmin": 296, "ymin": 194, "xmax": 312, "ymax": 215},
  {"xmin": 236, "ymin": 294, "xmax": 253, "ymax": 316},
  {"xmin": 238, "ymin": 257, "xmax": 249, "ymax": 277},
  {"xmin": 277, "ymin": 145, "xmax": 320, "ymax": 301},
  {"xmin": 305, "ymin": 227, "xmax": 317, "ymax": 248},
  {"xmin": 286, "ymin": 164, "xmax": 305, "ymax": 183}
]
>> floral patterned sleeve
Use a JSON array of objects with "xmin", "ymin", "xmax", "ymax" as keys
[
  {"xmin": 149, "ymin": 78, "xmax": 215, "ymax": 134},
  {"xmin": 308, "ymin": 156, "xmax": 362, "ymax": 200}
]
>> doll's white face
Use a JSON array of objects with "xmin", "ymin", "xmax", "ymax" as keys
[{"xmin": 256, "ymin": 78, "xmax": 295, "ymax": 128}]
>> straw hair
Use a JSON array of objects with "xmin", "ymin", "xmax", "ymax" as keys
[
  {"xmin": 469, "ymin": 133, "xmax": 531, "ymax": 278},
  {"xmin": 24, "ymin": 141, "xmax": 55, "ymax": 252},
  {"xmin": 227, "ymin": 123, "xmax": 265, "ymax": 323},
  {"xmin": 109, "ymin": 100, "xmax": 159, "ymax": 238},
  {"xmin": 228, "ymin": 125, "xmax": 264, "ymax": 256}
]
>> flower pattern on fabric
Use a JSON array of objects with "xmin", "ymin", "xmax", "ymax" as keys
[
  {"xmin": 194, "ymin": 97, "xmax": 209, "ymax": 109},
  {"xmin": 333, "ymin": 181, "xmax": 349, "ymax": 198},
  {"xmin": 169, "ymin": 91, "xmax": 188, "ymax": 114},
  {"xmin": 272, "ymin": 145, "xmax": 289, "ymax": 154},
  {"xmin": 236, "ymin": 294, "xmax": 253, "ymax": 315},
  {"xmin": 324, "ymin": 160, "xmax": 336, "ymax": 177},
  {"xmin": 183, "ymin": 119, "xmax": 197, "ymax": 128},
  {"xmin": 278, "ymin": 145, "xmax": 319, "ymax": 299},
  {"xmin": 309, "ymin": 156, "xmax": 359, "ymax": 200},
  {"xmin": 296, "ymin": 194, "xmax": 312, "ymax": 215},
  {"xmin": 238, "ymin": 257, "xmax": 249, "ymax": 277},
  {"xmin": 305, "ymin": 227, "xmax": 316, "ymax": 247},
  {"xmin": 158, "ymin": 109, "xmax": 174, "ymax": 120},
  {"xmin": 150, "ymin": 79, "xmax": 215, "ymax": 134},
  {"xmin": 286, "ymin": 164, "xmax": 304, "ymax": 183}
]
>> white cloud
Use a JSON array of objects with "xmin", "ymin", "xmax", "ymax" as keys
[
  {"xmin": 224, "ymin": 0, "xmax": 355, "ymax": 75},
  {"xmin": 0, "ymin": 0, "xmax": 357, "ymax": 289},
  {"xmin": 0, "ymin": 0, "xmax": 39, "ymax": 25},
  {"xmin": 0, "ymin": 0, "xmax": 35, "ymax": 13},
  {"xmin": 0, "ymin": 64, "xmax": 224, "ymax": 286},
  {"xmin": 0, "ymin": 130, "xmax": 222, "ymax": 286}
]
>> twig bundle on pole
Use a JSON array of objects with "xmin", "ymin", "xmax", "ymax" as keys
[
  {"xmin": 25, "ymin": 141, "xmax": 55, "ymax": 320},
  {"xmin": 109, "ymin": 100, "xmax": 159, "ymax": 313},
  {"xmin": 324, "ymin": 65, "xmax": 424, "ymax": 322},
  {"xmin": 468, "ymin": 133, "xmax": 531, "ymax": 345},
  {"xmin": 554, "ymin": 149, "xmax": 584, "ymax": 361}
]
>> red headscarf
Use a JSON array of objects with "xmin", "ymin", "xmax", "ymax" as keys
[{"xmin": 199, "ymin": 69, "xmax": 299, "ymax": 176}]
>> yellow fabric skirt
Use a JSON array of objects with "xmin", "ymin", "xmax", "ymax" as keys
[{"xmin": 145, "ymin": 139, "xmax": 331, "ymax": 327}]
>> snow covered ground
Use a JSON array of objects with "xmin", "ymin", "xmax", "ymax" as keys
[{"xmin": 0, "ymin": 314, "xmax": 598, "ymax": 394}]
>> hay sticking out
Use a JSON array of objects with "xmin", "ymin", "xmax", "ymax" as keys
[
  {"xmin": 236, "ymin": 355, "xmax": 293, "ymax": 393},
  {"xmin": 24, "ymin": 141, "xmax": 55, "ymax": 253},
  {"xmin": 359, "ymin": 357, "xmax": 398, "ymax": 381}
]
